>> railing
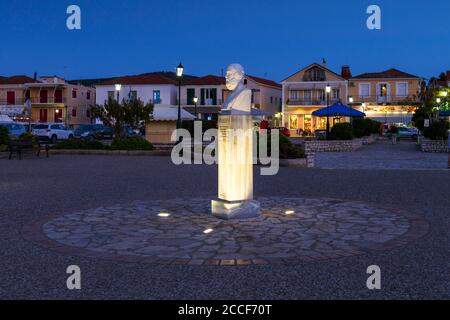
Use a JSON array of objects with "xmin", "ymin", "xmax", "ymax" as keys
[
  {"xmin": 177, "ymin": 99, "xmax": 223, "ymax": 106},
  {"xmin": 0, "ymin": 97, "xmax": 67, "ymax": 105},
  {"xmin": 286, "ymin": 98, "xmax": 340, "ymax": 106},
  {"xmin": 350, "ymin": 95, "xmax": 418, "ymax": 104}
]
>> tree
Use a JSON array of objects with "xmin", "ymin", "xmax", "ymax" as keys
[{"xmin": 91, "ymin": 98, "xmax": 153, "ymax": 137}]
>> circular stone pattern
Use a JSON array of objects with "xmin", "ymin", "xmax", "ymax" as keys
[{"xmin": 23, "ymin": 197, "xmax": 428, "ymax": 265}]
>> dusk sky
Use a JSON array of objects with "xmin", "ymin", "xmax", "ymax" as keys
[{"xmin": 1, "ymin": 0, "xmax": 449, "ymax": 81}]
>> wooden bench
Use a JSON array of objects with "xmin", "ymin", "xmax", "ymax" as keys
[{"xmin": 8, "ymin": 137, "xmax": 50, "ymax": 160}]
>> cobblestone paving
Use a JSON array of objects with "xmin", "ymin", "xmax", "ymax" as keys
[
  {"xmin": 25, "ymin": 196, "xmax": 428, "ymax": 265},
  {"xmin": 315, "ymin": 141, "xmax": 448, "ymax": 170}
]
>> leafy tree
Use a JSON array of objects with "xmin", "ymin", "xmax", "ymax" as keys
[{"xmin": 91, "ymin": 98, "xmax": 153, "ymax": 137}]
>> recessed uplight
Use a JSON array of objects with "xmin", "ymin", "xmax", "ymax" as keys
[
  {"xmin": 158, "ymin": 212, "xmax": 171, "ymax": 217},
  {"xmin": 203, "ymin": 228, "xmax": 214, "ymax": 234},
  {"xmin": 285, "ymin": 210, "xmax": 295, "ymax": 215}
]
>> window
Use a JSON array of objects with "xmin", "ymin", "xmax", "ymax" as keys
[
  {"xmin": 186, "ymin": 88, "xmax": 195, "ymax": 105},
  {"xmin": 40, "ymin": 90, "xmax": 48, "ymax": 103},
  {"xmin": 396, "ymin": 82, "xmax": 408, "ymax": 97},
  {"xmin": 55, "ymin": 89, "xmax": 63, "ymax": 103},
  {"xmin": 318, "ymin": 89, "xmax": 325, "ymax": 102},
  {"xmin": 359, "ymin": 84, "xmax": 370, "ymax": 97},
  {"xmin": 107, "ymin": 91, "xmax": 115, "ymax": 101},
  {"xmin": 153, "ymin": 90, "xmax": 161, "ymax": 103},
  {"xmin": 129, "ymin": 91, "xmax": 138, "ymax": 101},
  {"xmin": 87, "ymin": 91, "xmax": 91, "ymax": 100},
  {"xmin": 270, "ymin": 97, "xmax": 273, "ymax": 104},
  {"xmin": 332, "ymin": 89, "xmax": 340, "ymax": 100},
  {"xmin": 72, "ymin": 89, "xmax": 77, "ymax": 99},
  {"xmin": 303, "ymin": 67, "xmax": 326, "ymax": 81},
  {"xmin": 289, "ymin": 90, "xmax": 300, "ymax": 100},
  {"xmin": 72, "ymin": 108, "xmax": 77, "ymax": 117},
  {"xmin": 86, "ymin": 110, "xmax": 91, "ymax": 118},
  {"xmin": 289, "ymin": 115, "xmax": 298, "ymax": 130},
  {"xmin": 6, "ymin": 91, "xmax": 15, "ymax": 105}
]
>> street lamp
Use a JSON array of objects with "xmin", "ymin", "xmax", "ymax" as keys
[
  {"xmin": 349, "ymin": 96, "xmax": 354, "ymax": 104},
  {"xmin": 193, "ymin": 96, "xmax": 199, "ymax": 120},
  {"xmin": 176, "ymin": 63, "xmax": 184, "ymax": 129},
  {"xmin": 115, "ymin": 84, "xmax": 122, "ymax": 102},
  {"xmin": 442, "ymin": 91, "xmax": 448, "ymax": 97},
  {"xmin": 436, "ymin": 97, "xmax": 441, "ymax": 104},
  {"xmin": 325, "ymin": 84, "xmax": 331, "ymax": 140}
]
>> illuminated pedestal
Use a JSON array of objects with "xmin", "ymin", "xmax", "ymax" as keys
[{"xmin": 212, "ymin": 114, "xmax": 261, "ymax": 220}]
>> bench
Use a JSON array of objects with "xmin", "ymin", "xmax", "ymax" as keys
[{"xmin": 8, "ymin": 137, "xmax": 50, "ymax": 160}]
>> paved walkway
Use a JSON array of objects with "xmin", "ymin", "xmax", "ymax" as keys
[
  {"xmin": 24, "ymin": 197, "xmax": 426, "ymax": 266},
  {"xmin": 315, "ymin": 140, "xmax": 448, "ymax": 170}
]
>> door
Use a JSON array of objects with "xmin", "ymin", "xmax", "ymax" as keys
[
  {"xmin": 6, "ymin": 91, "xmax": 15, "ymax": 105},
  {"xmin": 210, "ymin": 88, "xmax": 217, "ymax": 105},
  {"xmin": 40, "ymin": 90, "xmax": 48, "ymax": 103},
  {"xmin": 39, "ymin": 109, "xmax": 48, "ymax": 122},
  {"xmin": 54, "ymin": 89, "xmax": 63, "ymax": 103},
  {"xmin": 54, "ymin": 109, "xmax": 63, "ymax": 123},
  {"xmin": 186, "ymin": 89, "xmax": 195, "ymax": 105}
]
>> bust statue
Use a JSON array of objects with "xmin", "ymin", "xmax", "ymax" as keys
[{"xmin": 222, "ymin": 63, "xmax": 252, "ymax": 114}]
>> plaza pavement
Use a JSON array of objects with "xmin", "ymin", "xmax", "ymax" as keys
[{"xmin": 0, "ymin": 141, "xmax": 449, "ymax": 299}]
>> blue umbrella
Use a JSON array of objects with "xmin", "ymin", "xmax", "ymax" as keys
[
  {"xmin": 312, "ymin": 102, "xmax": 366, "ymax": 117},
  {"xmin": 439, "ymin": 110, "xmax": 450, "ymax": 117}
]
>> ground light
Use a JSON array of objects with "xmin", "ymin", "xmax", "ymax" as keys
[
  {"xmin": 158, "ymin": 212, "xmax": 171, "ymax": 217},
  {"xmin": 203, "ymin": 228, "xmax": 214, "ymax": 234},
  {"xmin": 285, "ymin": 210, "xmax": 295, "ymax": 215}
]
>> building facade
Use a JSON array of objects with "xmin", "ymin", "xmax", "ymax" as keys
[
  {"xmin": 348, "ymin": 68, "xmax": 421, "ymax": 124},
  {"xmin": 282, "ymin": 63, "xmax": 348, "ymax": 136},
  {"xmin": 0, "ymin": 75, "xmax": 95, "ymax": 126},
  {"xmin": 180, "ymin": 74, "xmax": 282, "ymax": 121}
]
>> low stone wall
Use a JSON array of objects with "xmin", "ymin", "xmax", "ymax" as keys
[
  {"xmin": 304, "ymin": 139, "xmax": 363, "ymax": 153},
  {"xmin": 420, "ymin": 139, "xmax": 449, "ymax": 153},
  {"xmin": 50, "ymin": 149, "xmax": 172, "ymax": 156},
  {"xmin": 279, "ymin": 153, "xmax": 315, "ymax": 168}
]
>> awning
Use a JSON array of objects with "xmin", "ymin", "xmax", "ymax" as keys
[
  {"xmin": 312, "ymin": 102, "xmax": 366, "ymax": 117},
  {"xmin": 0, "ymin": 114, "xmax": 14, "ymax": 123}
]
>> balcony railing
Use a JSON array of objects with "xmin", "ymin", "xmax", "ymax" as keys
[
  {"xmin": 178, "ymin": 99, "xmax": 223, "ymax": 106},
  {"xmin": 0, "ymin": 97, "xmax": 67, "ymax": 105},
  {"xmin": 286, "ymin": 98, "xmax": 340, "ymax": 106},
  {"xmin": 350, "ymin": 95, "xmax": 417, "ymax": 104}
]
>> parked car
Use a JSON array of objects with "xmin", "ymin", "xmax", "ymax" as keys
[
  {"xmin": 274, "ymin": 127, "xmax": 291, "ymax": 137},
  {"xmin": 74, "ymin": 124, "xmax": 115, "ymax": 140},
  {"xmin": 32, "ymin": 124, "xmax": 74, "ymax": 143},
  {"xmin": 386, "ymin": 127, "xmax": 418, "ymax": 140},
  {"xmin": 0, "ymin": 122, "xmax": 27, "ymax": 138}
]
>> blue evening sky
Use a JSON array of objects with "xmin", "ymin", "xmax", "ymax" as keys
[{"xmin": 0, "ymin": 0, "xmax": 449, "ymax": 81}]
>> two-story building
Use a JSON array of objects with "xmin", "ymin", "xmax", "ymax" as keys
[
  {"xmin": 0, "ymin": 75, "xmax": 95, "ymax": 126},
  {"xmin": 348, "ymin": 68, "xmax": 421, "ymax": 124},
  {"xmin": 281, "ymin": 63, "xmax": 348, "ymax": 136},
  {"xmin": 180, "ymin": 74, "xmax": 282, "ymax": 121}
]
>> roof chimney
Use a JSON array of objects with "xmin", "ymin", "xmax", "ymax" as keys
[{"xmin": 341, "ymin": 65, "xmax": 352, "ymax": 80}]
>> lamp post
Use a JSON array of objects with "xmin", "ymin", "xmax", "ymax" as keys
[
  {"xmin": 176, "ymin": 63, "xmax": 184, "ymax": 129},
  {"xmin": 325, "ymin": 84, "xmax": 331, "ymax": 140},
  {"xmin": 193, "ymin": 96, "xmax": 199, "ymax": 120},
  {"xmin": 349, "ymin": 96, "xmax": 354, "ymax": 125},
  {"xmin": 115, "ymin": 84, "xmax": 122, "ymax": 103}
]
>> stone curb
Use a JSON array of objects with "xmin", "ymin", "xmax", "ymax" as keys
[{"xmin": 49, "ymin": 149, "xmax": 171, "ymax": 156}]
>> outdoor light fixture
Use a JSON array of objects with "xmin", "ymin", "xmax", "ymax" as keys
[
  {"xmin": 176, "ymin": 63, "xmax": 184, "ymax": 129},
  {"xmin": 158, "ymin": 212, "xmax": 171, "ymax": 217},
  {"xmin": 203, "ymin": 228, "xmax": 214, "ymax": 234},
  {"xmin": 285, "ymin": 210, "xmax": 295, "ymax": 215},
  {"xmin": 436, "ymin": 98, "xmax": 441, "ymax": 104},
  {"xmin": 442, "ymin": 91, "xmax": 448, "ymax": 97},
  {"xmin": 349, "ymin": 96, "xmax": 354, "ymax": 103},
  {"xmin": 193, "ymin": 96, "xmax": 199, "ymax": 120},
  {"xmin": 115, "ymin": 84, "xmax": 122, "ymax": 102},
  {"xmin": 325, "ymin": 84, "xmax": 332, "ymax": 93}
]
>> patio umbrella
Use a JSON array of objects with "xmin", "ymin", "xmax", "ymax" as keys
[
  {"xmin": 439, "ymin": 110, "xmax": 450, "ymax": 117},
  {"xmin": 312, "ymin": 102, "xmax": 366, "ymax": 117}
]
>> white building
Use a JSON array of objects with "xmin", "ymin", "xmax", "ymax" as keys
[{"xmin": 95, "ymin": 73, "xmax": 178, "ymax": 106}]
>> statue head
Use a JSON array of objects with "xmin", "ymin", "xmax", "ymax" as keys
[{"xmin": 225, "ymin": 63, "xmax": 245, "ymax": 91}]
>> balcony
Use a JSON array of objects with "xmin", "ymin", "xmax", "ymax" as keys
[
  {"xmin": 0, "ymin": 97, "xmax": 67, "ymax": 105},
  {"xmin": 178, "ymin": 99, "xmax": 223, "ymax": 106},
  {"xmin": 351, "ymin": 95, "xmax": 418, "ymax": 104},
  {"xmin": 286, "ymin": 98, "xmax": 340, "ymax": 106}
]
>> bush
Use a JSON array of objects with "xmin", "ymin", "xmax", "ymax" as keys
[
  {"xmin": 110, "ymin": 137, "xmax": 154, "ymax": 150},
  {"xmin": 18, "ymin": 132, "xmax": 38, "ymax": 143},
  {"xmin": 181, "ymin": 120, "xmax": 217, "ymax": 135},
  {"xmin": 257, "ymin": 132, "xmax": 305, "ymax": 159},
  {"xmin": 353, "ymin": 118, "xmax": 382, "ymax": 138},
  {"xmin": 53, "ymin": 139, "xmax": 105, "ymax": 150},
  {"xmin": 423, "ymin": 122, "xmax": 449, "ymax": 140},
  {"xmin": 0, "ymin": 126, "xmax": 9, "ymax": 146},
  {"xmin": 330, "ymin": 123, "xmax": 354, "ymax": 140}
]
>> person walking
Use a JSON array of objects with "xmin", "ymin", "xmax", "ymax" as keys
[{"xmin": 391, "ymin": 125, "xmax": 398, "ymax": 145}]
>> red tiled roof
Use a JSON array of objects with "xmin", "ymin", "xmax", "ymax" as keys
[
  {"xmin": 352, "ymin": 68, "xmax": 420, "ymax": 79},
  {"xmin": 97, "ymin": 74, "xmax": 177, "ymax": 86},
  {"xmin": 184, "ymin": 75, "xmax": 226, "ymax": 86},
  {"xmin": 0, "ymin": 75, "xmax": 38, "ymax": 85},
  {"xmin": 246, "ymin": 75, "xmax": 282, "ymax": 88}
]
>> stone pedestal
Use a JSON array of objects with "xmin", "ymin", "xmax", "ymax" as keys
[{"xmin": 212, "ymin": 114, "xmax": 261, "ymax": 220}]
